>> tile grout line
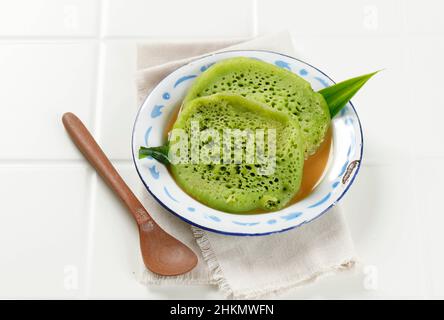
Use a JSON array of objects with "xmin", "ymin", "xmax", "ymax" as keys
[
  {"xmin": 252, "ymin": 0, "xmax": 259, "ymax": 37},
  {"xmin": 0, "ymin": 35, "xmax": 257, "ymax": 43},
  {"xmin": 2, "ymin": 34, "xmax": 441, "ymax": 43},
  {"xmin": 0, "ymin": 36, "xmax": 97, "ymax": 42},
  {"xmin": 400, "ymin": 1, "xmax": 428, "ymax": 299},
  {"xmin": 0, "ymin": 159, "xmax": 133, "ymax": 166},
  {"xmin": 83, "ymin": 0, "xmax": 107, "ymax": 299},
  {"xmin": 0, "ymin": 158, "xmax": 422, "ymax": 167}
]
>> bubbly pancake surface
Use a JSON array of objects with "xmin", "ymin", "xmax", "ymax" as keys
[
  {"xmin": 184, "ymin": 57, "xmax": 330, "ymax": 156},
  {"xmin": 170, "ymin": 94, "xmax": 305, "ymax": 213}
]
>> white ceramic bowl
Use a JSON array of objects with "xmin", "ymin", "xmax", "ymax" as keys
[{"xmin": 132, "ymin": 50, "xmax": 363, "ymax": 236}]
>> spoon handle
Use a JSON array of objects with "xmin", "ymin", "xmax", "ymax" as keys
[{"xmin": 62, "ymin": 112, "xmax": 151, "ymax": 226}]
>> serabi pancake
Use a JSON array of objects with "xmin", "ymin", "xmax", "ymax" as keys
[
  {"xmin": 183, "ymin": 57, "xmax": 330, "ymax": 156},
  {"xmin": 170, "ymin": 94, "xmax": 304, "ymax": 213}
]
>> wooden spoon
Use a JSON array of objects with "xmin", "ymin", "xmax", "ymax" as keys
[{"xmin": 62, "ymin": 112, "xmax": 197, "ymax": 276}]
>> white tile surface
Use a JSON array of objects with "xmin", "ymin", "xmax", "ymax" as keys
[
  {"xmin": 0, "ymin": 0, "xmax": 99, "ymax": 37},
  {"xmin": 257, "ymin": 0, "xmax": 403, "ymax": 37},
  {"xmin": 406, "ymin": 36, "xmax": 444, "ymax": 158},
  {"xmin": 98, "ymin": 41, "xmax": 138, "ymax": 160},
  {"xmin": 412, "ymin": 158, "xmax": 444, "ymax": 299},
  {"xmin": 0, "ymin": 42, "xmax": 96, "ymax": 159},
  {"xmin": 341, "ymin": 163, "xmax": 427, "ymax": 298},
  {"xmin": 405, "ymin": 0, "xmax": 444, "ymax": 35},
  {"xmin": 87, "ymin": 163, "xmax": 224, "ymax": 299},
  {"xmin": 289, "ymin": 35, "xmax": 410, "ymax": 164},
  {"xmin": 0, "ymin": 166, "xmax": 89, "ymax": 298},
  {"xmin": 104, "ymin": 0, "xmax": 254, "ymax": 38},
  {"xmin": 1, "ymin": 0, "xmax": 444, "ymax": 299},
  {"xmin": 86, "ymin": 163, "xmax": 148, "ymax": 298}
]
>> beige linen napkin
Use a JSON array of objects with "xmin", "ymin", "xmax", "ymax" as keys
[{"xmin": 136, "ymin": 32, "xmax": 356, "ymax": 299}]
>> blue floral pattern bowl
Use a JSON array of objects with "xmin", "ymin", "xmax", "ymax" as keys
[{"xmin": 132, "ymin": 50, "xmax": 363, "ymax": 236}]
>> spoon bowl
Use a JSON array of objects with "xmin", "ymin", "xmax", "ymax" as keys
[{"xmin": 139, "ymin": 221, "xmax": 197, "ymax": 275}]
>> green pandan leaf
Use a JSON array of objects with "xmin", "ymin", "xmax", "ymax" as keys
[
  {"xmin": 138, "ymin": 145, "xmax": 170, "ymax": 165},
  {"xmin": 319, "ymin": 71, "xmax": 379, "ymax": 117}
]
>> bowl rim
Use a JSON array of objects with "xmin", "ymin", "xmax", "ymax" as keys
[{"xmin": 131, "ymin": 49, "xmax": 364, "ymax": 236}]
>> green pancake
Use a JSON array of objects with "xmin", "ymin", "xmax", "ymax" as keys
[
  {"xmin": 183, "ymin": 57, "xmax": 330, "ymax": 156},
  {"xmin": 169, "ymin": 94, "xmax": 304, "ymax": 213}
]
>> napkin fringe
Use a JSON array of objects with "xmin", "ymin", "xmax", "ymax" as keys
[
  {"xmin": 138, "ymin": 267, "xmax": 214, "ymax": 286},
  {"xmin": 193, "ymin": 226, "xmax": 357, "ymax": 299},
  {"xmin": 230, "ymin": 258, "xmax": 357, "ymax": 299},
  {"xmin": 192, "ymin": 227, "xmax": 234, "ymax": 297}
]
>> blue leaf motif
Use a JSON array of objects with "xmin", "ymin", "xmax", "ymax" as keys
[
  {"xmin": 347, "ymin": 145, "xmax": 352, "ymax": 157},
  {"xmin": 151, "ymin": 105, "xmax": 164, "ymax": 118},
  {"xmin": 314, "ymin": 77, "xmax": 329, "ymax": 88},
  {"xmin": 149, "ymin": 165, "xmax": 159, "ymax": 180},
  {"xmin": 308, "ymin": 192, "xmax": 331, "ymax": 208},
  {"xmin": 338, "ymin": 161, "xmax": 349, "ymax": 178},
  {"xmin": 174, "ymin": 75, "xmax": 197, "ymax": 88},
  {"xmin": 281, "ymin": 212, "xmax": 302, "ymax": 221},
  {"xmin": 345, "ymin": 117, "xmax": 354, "ymax": 125},
  {"xmin": 200, "ymin": 63, "xmax": 215, "ymax": 72},
  {"xmin": 232, "ymin": 221, "xmax": 259, "ymax": 226},
  {"xmin": 164, "ymin": 187, "xmax": 178, "ymax": 202},
  {"xmin": 206, "ymin": 215, "xmax": 221, "ymax": 222},
  {"xmin": 274, "ymin": 60, "xmax": 291, "ymax": 70},
  {"xmin": 144, "ymin": 126, "xmax": 152, "ymax": 146}
]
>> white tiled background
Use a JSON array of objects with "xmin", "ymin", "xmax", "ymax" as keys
[{"xmin": 0, "ymin": 0, "xmax": 443, "ymax": 299}]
